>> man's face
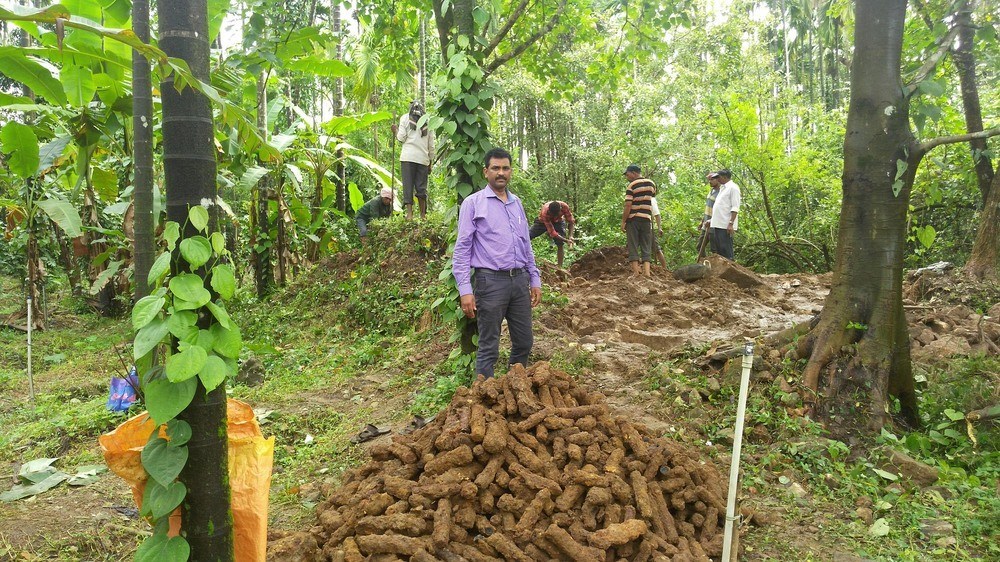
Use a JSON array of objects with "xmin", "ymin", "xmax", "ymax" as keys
[
  {"xmin": 381, "ymin": 196, "xmax": 392, "ymax": 205},
  {"xmin": 625, "ymin": 171, "xmax": 639, "ymax": 182},
  {"xmin": 708, "ymin": 176, "xmax": 719, "ymax": 188},
  {"xmin": 484, "ymin": 157, "xmax": 512, "ymax": 190}
]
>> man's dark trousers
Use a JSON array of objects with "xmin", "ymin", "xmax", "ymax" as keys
[
  {"xmin": 473, "ymin": 268, "xmax": 533, "ymax": 378},
  {"xmin": 712, "ymin": 228, "xmax": 734, "ymax": 260}
]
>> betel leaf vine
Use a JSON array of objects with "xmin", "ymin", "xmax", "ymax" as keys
[
  {"xmin": 130, "ymin": 206, "xmax": 241, "ymax": 562},
  {"xmin": 429, "ymin": 36, "xmax": 495, "ymax": 373}
]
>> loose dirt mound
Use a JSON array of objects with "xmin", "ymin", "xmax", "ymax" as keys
[
  {"xmin": 312, "ymin": 363, "xmax": 726, "ymax": 561},
  {"xmin": 902, "ymin": 268, "xmax": 1000, "ymax": 361},
  {"xmin": 569, "ymin": 246, "xmax": 630, "ymax": 280},
  {"xmin": 558, "ymin": 248, "xmax": 819, "ymax": 358}
]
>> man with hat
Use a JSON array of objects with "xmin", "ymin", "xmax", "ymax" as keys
[
  {"xmin": 356, "ymin": 187, "xmax": 394, "ymax": 244},
  {"xmin": 709, "ymin": 169, "xmax": 740, "ymax": 260},
  {"xmin": 621, "ymin": 164, "xmax": 656, "ymax": 277},
  {"xmin": 697, "ymin": 172, "xmax": 722, "ymax": 259}
]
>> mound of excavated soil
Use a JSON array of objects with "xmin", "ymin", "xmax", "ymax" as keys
[
  {"xmin": 902, "ymin": 269, "xmax": 1000, "ymax": 361},
  {"xmin": 311, "ymin": 363, "xmax": 726, "ymax": 561},
  {"xmin": 569, "ymin": 246, "xmax": 630, "ymax": 280}
]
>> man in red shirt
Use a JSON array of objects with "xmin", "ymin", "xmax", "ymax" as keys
[{"xmin": 529, "ymin": 201, "xmax": 576, "ymax": 268}]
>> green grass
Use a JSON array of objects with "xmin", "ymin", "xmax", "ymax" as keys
[{"xmin": 641, "ymin": 350, "xmax": 1000, "ymax": 561}]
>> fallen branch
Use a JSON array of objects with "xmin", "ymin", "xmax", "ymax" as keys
[{"xmin": 966, "ymin": 404, "xmax": 1000, "ymax": 424}]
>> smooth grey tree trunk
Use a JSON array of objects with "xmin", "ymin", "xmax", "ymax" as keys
[{"xmin": 799, "ymin": 0, "xmax": 919, "ymax": 431}]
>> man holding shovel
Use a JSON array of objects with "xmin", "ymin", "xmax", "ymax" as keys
[{"xmin": 529, "ymin": 201, "xmax": 576, "ymax": 269}]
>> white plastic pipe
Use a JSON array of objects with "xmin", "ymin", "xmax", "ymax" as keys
[
  {"xmin": 27, "ymin": 295, "xmax": 35, "ymax": 402},
  {"xmin": 722, "ymin": 341, "xmax": 754, "ymax": 561}
]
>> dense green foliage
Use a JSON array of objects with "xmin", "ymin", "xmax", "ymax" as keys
[
  {"xmin": 1, "ymin": 0, "xmax": 998, "ymax": 559},
  {"xmin": 2, "ymin": 0, "xmax": 998, "ymax": 286}
]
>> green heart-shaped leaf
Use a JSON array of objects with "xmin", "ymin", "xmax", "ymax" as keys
[
  {"xmin": 210, "ymin": 232, "xmax": 226, "ymax": 255},
  {"xmin": 188, "ymin": 206, "xmax": 209, "ymax": 232},
  {"xmin": 206, "ymin": 302, "xmax": 233, "ymax": 330},
  {"xmin": 132, "ymin": 295, "xmax": 165, "ymax": 330},
  {"xmin": 144, "ymin": 377, "xmax": 197, "ymax": 425},
  {"xmin": 135, "ymin": 533, "xmax": 189, "ymax": 562},
  {"xmin": 142, "ymin": 478, "xmax": 186, "ymax": 519},
  {"xmin": 165, "ymin": 419, "xmax": 192, "ymax": 447},
  {"xmin": 210, "ymin": 323, "xmax": 242, "ymax": 359},
  {"xmin": 134, "ymin": 318, "xmax": 170, "ymax": 361},
  {"xmin": 210, "ymin": 264, "xmax": 236, "ymax": 300},
  {"xmin": 165, "ymin": 345, "xmax": 207, "ymax": 382},
  {"xmin": 179, "ymin": 236, "xmax": 212, "ymax": 269},
  {"xmin": 141, "ymin": 435, "xmax": 188, "ymax": 487},
  {"xmin": 166, "ymin": 310, "xmax": 198, "ymax": 339},
  {"xmin": 163, "ymin": 222, "xmax": 180, "ymax": 251},
  {"xmin": 198, "ymin": 355, "xmax": 229, "ymax": 392},
  {"xmin": 147, "ymin": 252, "xmax": 172, "ymax": 286},
  {"xmin": 169, "ymin": 274, "xmax": 211, "ymax": 306}
]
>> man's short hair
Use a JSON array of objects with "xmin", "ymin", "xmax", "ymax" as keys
[
  {"xmin": 717, "ymin": 169, "xmax": 732, "ymax": 179},
  {"xmin": 548, "ymin": 201, "xmax": 561, "ymax": 216},
  {"xmin": 484, "ymin": 147, "xmax": 513, "ymax": 167},
  {"xmin": 624, "ymin": 164, "xmax": 642, "ymax": 175}
]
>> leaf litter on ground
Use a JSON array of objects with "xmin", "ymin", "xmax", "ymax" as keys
[{"xmin": 0, "ymin": 457, "xmax": 106, "ymax": 502}]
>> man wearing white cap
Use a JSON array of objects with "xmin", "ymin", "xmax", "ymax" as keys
[
  {"xmin": 710, "ymin": 169, "xmax": 740, "ymax": 260},
  {"xmin": 356, "ymin": 187, "xmax": 394, "ymax": 244}
]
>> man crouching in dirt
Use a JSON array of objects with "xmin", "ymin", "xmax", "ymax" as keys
[
  {"xmin": 622, "ymin": 164, "xmax": 656, "ymax": 276},
  {"xmin": 529, "ymin": 200, "xmax": 576, "ymax": 269},
  {"xmin": 453, "ymin": 147, "xmax": 543, "ymax": 378}
]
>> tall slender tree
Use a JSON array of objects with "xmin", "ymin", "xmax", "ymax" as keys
[
  {"xmin": 952, "ymin": 0, "xmax": 994, "ymax": 204},
  {"xmin": 332, "ymin": 0, "xmax": 346, "ymax": 213},
  {"xmin": 158, "ymin": 0, "xmax": 235, "ymax": 558},
  {"xmin": 132, "ymin": 0, "xmax": 154, "ymax": 300},
  {"xmin": 253, "ymin": 72, "xmax": 274, "ymax": 299}
]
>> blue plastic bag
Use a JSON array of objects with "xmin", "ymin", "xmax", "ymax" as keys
[{"xmin": 106, "ymin": 367, "xmax": 139, "ymax": 412}]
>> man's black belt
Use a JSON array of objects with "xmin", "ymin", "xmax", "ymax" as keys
[{"xmin": 476, "ymin": 267, "xmax": 525, "ymax": 277}]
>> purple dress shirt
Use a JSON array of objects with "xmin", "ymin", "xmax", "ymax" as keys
[{"xmin": 453, "ymin": 186, "xmax": 542, "ymax": 296}]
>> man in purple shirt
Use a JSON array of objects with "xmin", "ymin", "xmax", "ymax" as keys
[{"xmin": 453, "ymin": 147, "xmax": 543, "ymax": 378}]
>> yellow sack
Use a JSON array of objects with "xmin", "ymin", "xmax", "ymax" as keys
[{"xmin": 99, "ymin": 399, "xmax": 275, "ymax": 562}]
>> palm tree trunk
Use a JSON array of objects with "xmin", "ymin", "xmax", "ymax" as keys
[
  {"xmin": 333, "ymin": 0, "xmax": 346, "ymax": 212},
  {"xmin": 158, "ymin": 0, "xmax": 234, "ymax": 558},
  {"xmin": 953, "ymin": 2, "xmax": 995, "ymax": 204},
  {"xmin": 132, "ymin": 0, "xmax": 154, "ymax": 300}
]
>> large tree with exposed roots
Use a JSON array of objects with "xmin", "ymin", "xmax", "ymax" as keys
[{"xmin": 797, "ymin": 0, "xmax": 1000, "ymax": 431}]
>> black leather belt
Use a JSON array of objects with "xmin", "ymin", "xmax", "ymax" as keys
[{"xmin": 477, "ymin": 267, "xmax": 525, "ymax": 277}]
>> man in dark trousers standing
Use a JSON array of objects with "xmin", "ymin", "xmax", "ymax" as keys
[
  {"xmin": 710, "ymin": 169, "xmax": 741, "ymax": 260},
  {"xmin": 453, "ymin": 148, "xmax": 543, "ymax": 378},
  {"xmin": 621, "ymin": 164, "xmax": 656, "ymax": 277},
  {"xmin": 697, "ymin": 172, "xmax": 722, "ymax": 259}
]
